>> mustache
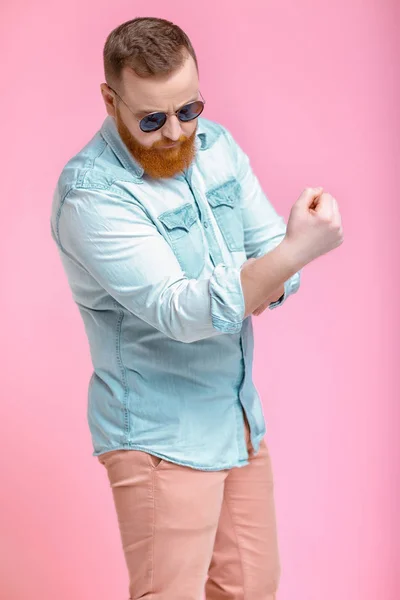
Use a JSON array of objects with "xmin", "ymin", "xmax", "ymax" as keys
[{"xmin": 152, "ymin": 136, "xmax": 188, "ymax": 149}]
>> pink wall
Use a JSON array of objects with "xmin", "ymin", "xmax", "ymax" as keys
[{"xmin": 1, "ymin": 1, "xmax": 399, "ymax": 599}]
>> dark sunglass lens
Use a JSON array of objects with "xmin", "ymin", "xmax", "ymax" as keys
[
  {"xmin": 178, "ymin": 101, "xmax": 204, "ymax": 122},
  {"xmin": 140, "ymin": 112, "xmax": 166, "ymax": 132}
]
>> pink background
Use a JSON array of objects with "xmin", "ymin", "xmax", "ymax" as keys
[{"xmin": 1, "ymin": 1, "xmax": 399, "ymax": 599}]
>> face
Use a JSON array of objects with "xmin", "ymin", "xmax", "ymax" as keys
[{"xmin": 101, "ymin": 52, "xmax": 201, "ymax": 179}]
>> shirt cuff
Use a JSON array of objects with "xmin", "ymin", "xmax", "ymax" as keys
[
  {"xmin": 268, "ymin": 270, "xmax": 301, "ymax": 310},
  {"xmin": 209, "ymin": 264, "xmax": 245, "ymax": 333}
]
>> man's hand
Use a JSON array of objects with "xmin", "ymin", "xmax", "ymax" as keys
[
  {"xmin": 241, "ymin": 257, "xmax": 285, "ymax": 316},
  {"xmin": 285, "ymin": 187, "xmax": 343, "ymax": 264}
]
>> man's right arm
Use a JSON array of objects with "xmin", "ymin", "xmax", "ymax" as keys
[
  {"xmin": 54, "ymin": 187, "xmax": 299, "ymax": 343},
  {"xmin": 240, "ymin": 241, "xmax": 303, "ymax": 318}
]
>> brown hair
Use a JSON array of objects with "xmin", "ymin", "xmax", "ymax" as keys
[{"xmin": 103, "ymin": 17, "xmax": 198, "ymax": 88}]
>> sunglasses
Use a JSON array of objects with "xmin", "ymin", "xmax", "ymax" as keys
[{"xmin": 108, "ymin": 85, "xmax": 205, "ymax": 133}]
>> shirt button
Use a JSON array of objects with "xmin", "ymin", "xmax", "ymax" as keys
[{"xmin": 204, "ymin": 220, "xmax": 208, "ymax": 228}]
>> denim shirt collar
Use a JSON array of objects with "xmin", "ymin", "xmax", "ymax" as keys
[{"xmin": 100, "ymin": 115, "xmax": 210, "ymax": 179}]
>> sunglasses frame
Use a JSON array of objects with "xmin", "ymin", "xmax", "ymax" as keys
[{"xmin": 107, "ymin": 84, "xmax": 205, "ymax": 133}]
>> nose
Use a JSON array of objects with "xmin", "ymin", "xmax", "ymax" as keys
[{"xmin": 162, "ymin": 114, "xmax": 182, "ymax": 142}]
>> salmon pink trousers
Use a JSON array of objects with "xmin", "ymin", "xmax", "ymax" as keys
[{"xmin": 97, "ymin": 411, "xmax": 281, "ymax": 600}]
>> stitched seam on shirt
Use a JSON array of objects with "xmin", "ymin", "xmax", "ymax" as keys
[
  {"xmin": 211, "ymin": 314, "xmax": 242, "ymax": 329},
  {"xmin": 95, "ymin": 445, "xmax": 247, "ymax": 471},
  {"xmin": 75, "ymin": 140, "xmax": 108, "ymax": 187},
  {"xmin": 212, "ymin": 321, "xmax": 240, "ymax": 333},
  {"xmin": 234, "ymin": 402, "xmax": 245, "ymax": 462},
  {"xmin": 55, "ymin": 187, "xmax": 78, "ymax": 251},
  {"xmin": 55, "ymin": 186, "xmax": 109, "ymax": 252},
  {"xmin": 206, "ymin": 178, "xmax": 240, "ymax": 198},
  {"xmin": 114, "ymin": 303, "xmax": 130, "ymax": 442}
]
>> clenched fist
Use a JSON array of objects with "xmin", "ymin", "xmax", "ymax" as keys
[{"xmin": 285, "ymin": 187, "xmax": 343, "ymax": 265}]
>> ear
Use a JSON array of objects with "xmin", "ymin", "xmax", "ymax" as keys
[{"xmin": 100, "ymin": 83, "xmax": 116, "ymax": 118}]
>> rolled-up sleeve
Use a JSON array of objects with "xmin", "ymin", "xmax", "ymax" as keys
[
  {"xmin": 209, "ymin": 264, "xmax": 245, "ymax": 333},
  {"xmin": 268, "ymin": 271, "xmax": 301, "ymax": 309},
  {"xmin": 54, "ymin": 186, "xmax": 245, "ymax": 344},
  {"xmin": 223, "ymin": 128, "xmax": 301, "ymax": 309}
]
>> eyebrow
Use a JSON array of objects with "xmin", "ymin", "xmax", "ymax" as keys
[{"xmin": 135, "ymin": 95, "xmax": 199, "ymax": 117}]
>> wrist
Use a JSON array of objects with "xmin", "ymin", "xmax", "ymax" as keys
[{"xmin": 278, "ymin": 237, "xmax": 308, "ymax": 273}]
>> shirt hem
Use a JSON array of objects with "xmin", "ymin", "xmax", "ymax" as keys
[{"xmin": 93, "ymin": 444, "xmax": 252, "ymax": 471}]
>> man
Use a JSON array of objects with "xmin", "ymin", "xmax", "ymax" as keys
[{"xmin": 50, "ymin": 17, "xmax": 343, "ymax": 600}]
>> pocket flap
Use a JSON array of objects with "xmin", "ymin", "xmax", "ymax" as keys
[
  {"xmin": 158, "ymin": 203, "xmax": 197, "ymax": 231},
  {"xmin": 206, "ymin": 178, "xmax": 241, "ymax": 208}
]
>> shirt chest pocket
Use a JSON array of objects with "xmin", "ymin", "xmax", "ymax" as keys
[
  {"xmin": 158, "ymin": 203, "xmax": 205, "ymax": 279},
  {"xmin": 206, "ymin": 179, "xmax": 244, "ymax": 252}
]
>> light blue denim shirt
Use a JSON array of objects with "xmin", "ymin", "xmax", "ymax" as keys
[{"xmin": 50, "ymin": 115, "xmax": 301, "ymax": 470}]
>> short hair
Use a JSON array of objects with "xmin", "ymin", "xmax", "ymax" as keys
[{"xmin": 103, "ymin": 17, "xmax": 198, "ymax": 88}]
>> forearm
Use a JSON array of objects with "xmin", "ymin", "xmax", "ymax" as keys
[{"xmin": 240, "ymin": 239, "xmax": 304, "ymax": 318}]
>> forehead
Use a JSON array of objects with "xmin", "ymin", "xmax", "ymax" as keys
[{"xmin": 120, "ymin": 54, "xmax": 199, "ymax": 112}]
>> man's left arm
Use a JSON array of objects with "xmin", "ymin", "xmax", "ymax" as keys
[{"xmin": 224, "ymin": 128, "xmax": 301, "ymax": 310}]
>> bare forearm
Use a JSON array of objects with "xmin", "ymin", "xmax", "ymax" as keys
[
  {"xmin": 240, "ymin": 240, "xmax": 303, "ymax": 318},
  {"xmin": 250, "ymin": 283, "xmax": 284, "ymax": 317}
]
